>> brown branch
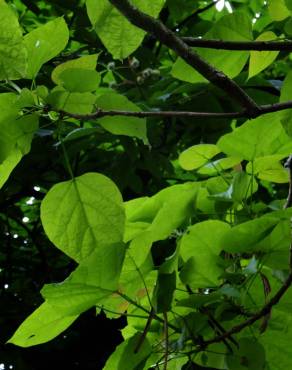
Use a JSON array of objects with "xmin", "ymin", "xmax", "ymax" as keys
[
  {"xmin": 59, "ymin": 109, "xmax": 243, "ymax": 120},
  {"xmin": 56, "ymin": 99, "xmax": 292, "ymax": 122},
  {"xmin": 182, "ymin": 37, "xmax": 292, "ymax": 51},
  {"xmin": 108, "ymin": 0, "xmax": 260, "ymax": 117}
]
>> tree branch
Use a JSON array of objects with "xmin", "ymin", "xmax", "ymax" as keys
[
  {"xmin": 108, "ymin": 0, "xmax": 260, "ymax": 117},
  {"xmin": 181, "ymin": 37, "xmax": 292, "ymax": 51},
  {"xmin": 56, "ymin": 98, "xmax": 292, "ymax": 121}
]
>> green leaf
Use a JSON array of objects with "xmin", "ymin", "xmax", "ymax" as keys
[
  {"xmin": 217, "ymin": 113, "xmax": 292, "ymax": 161},
  {"xmin": 7, "ymin": 302, "xmax": 78, "ymax": 347},
  {"xmin": 0, "ymin": 93, "xmax": 18, "ymax": 161},
  {"xmin": 260, "ymin": 310, "xmax": 292, "ymax": 369},
  {"xmin": 249, "ymin": 32, "xmax": 279, "ymax": 78},
  {"xmin": 172, "ymin": 12, "xmax": 251, "ymax": 83},
  {"xmin": 96, "ymin": 93, "xmax": 148, "ymax": 143},
  {"xmin": 104, "ymin": 333, "xmax": 152, "ymax": 370},
  {"xmin": 40, "ymin": 173, "xmax": 125, "ymax": 262},
  {"xmin": 226, "ymin": 338, "xmax": 265, "ymax": 370},
  {"xmin": 220, "ymin": 215, "xmax": 279, "ymax": 253},
  {"xmin": 178, "ymin": 144, "xmax": 220, "ymax": 171},
  {"xmin": 210, "ymin": 172, "xmax": 258, "ymax": 204},
  {"xmin": 196, "ymin": 343, "xmax": 227, "ymax": 369},
  {"xmin": 99, "ymin": 253, "xmax": 156, "ymax": 317},
  {"xmin": 280, "ymin": 71, "xmax": 292, "ymax": 137},
  {"xmin": 197, "ymin": 157, "xmax": 241, "ymax": 176},
  {"xmin": 41, "ymin": 242, "xmax": 126, "ymax": 315},
  {"xmin": 153, "ymin": 272, "xmax": 176, "ymax": 313},
  {"xmin": 127, "ymin": 182, "xmax": 200, "ymax": 265},
  {"xmin": 47, "ymin": 89, "xmax": 96, "ymax": 114},
  {"xmin": 0, "ymin": 113, "xmax": 39, "ymax": 189},
  {"xmin": 0, "ymin": 1, "xmax": 27, "ymax": 80},
  {"xmin": 246, "ymin": 156, "xmax": 289, "ymax": 183},
  {"xmin": 58, "ymin": 68, "xmax": 101, "ymax": 93},
  {"xmin": 269, "ymin": 0, "xmax": 290, "ymax": 21},
  {"xmin": 51, "ymin": 54, "xmax": 98, "ymax": 85},
  {"xmin": 86, "ymin": 0, "xmax": 165, "ymax": 59},
  {"xmin": 24, "ymin": 17, "xmax": 69, "ymax": 79},
  {"xmin": 286, "ymin": 0, "xmax": 292, "ymax": 10},
  {"xmin": 179, "ymin": 220, "xmax": 230, "ymax": 288}
]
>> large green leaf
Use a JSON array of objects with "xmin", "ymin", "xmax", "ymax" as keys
[
  {"xmin": 220, "ymin": 215, "xmax": 279, "ymax": 253},
  {"xmin": 41, "ymin": 242, "xmax": 126, "ymax": 315},
  {"xmin": 209, "ymin": 172, "xmax": 258, "ymax": 204},
  {"xmin": 226, "ymin": 338, "xmax": 266, "ymax": 370},
  {"xmin": 246, "ymin": 155, "xmax": 289, "ymax": 183},
  {"xmin": 179, "ymin": 144, "xmax": 220, "ymax": 171},
  {"xmin": 280, "ymin": 71, "xmax": 292, "ymax": 137},
  {"xmin": 172, "ymin": 12, "xmax": 252, "ymax": 83},
  {"xmin": 0, "ymin": 113, "xmax": 39, "ymax": 189},
  {"xmin": 8, "ymin": 302, "xmax": 78, "ymax": 347},
  {"xmin": 51, "ymin": 54, "xmax": 98, "ymax": 85},
  {"xmin": 104, "ymin": 333, "xmax": 152, "ymax": 370},
  {"xmin": 0, "ymin": 1, "xmax": 27, "ymax": 80},
  {"xmin": 86, "ymin": 0, "xmax": 165, "ymax": 59},
  {"xmin": 260, "ymin": 310, "xmax": 292, "ymax": 370},
  {"xmin": 126, "ymin": 182, "xmax": 200, "ymax": 266},
  {"xmin": 47, "ymin": 89, "xmax": 97, "ymax": 114},
  {"xmin": 179, "ymin": 220, "xmax": 230, "ymax": 288},
  {"xmin": 217, "ymin": 112, "xmax": 292, "ymax": 161},
  {"xmin": 286, "ymin": 0, "xmax": 292, "ymax": 10},
  {"xmin": 0, "ymin": 93, "xmax": 18, "ymax": 161},
  {"xmin": 9, "ymin": 242, "xmax": 126, "ymax": 348},
  {"xmin": 152, "ymin": 271, "xmax": 176, "ymax": 313},
  {"xmin": 269, "ymin": 0, "xmax": 290, "ymax": 21},
  {"xmin": 249, "ymin": 32, "xmax": 279, "ymax": 78},
  {"xmin": 24, "ymin": 17, "xmax": 69, "ymax": 79},
  {"xmin": 58, "ymin": 68, "xmax": 101, "ymax": 93},
  {"xmin": 40, "ymin": 173, "xmax": 125, "ymax": 262},
  {"xmin": 96, "ymin": 93, "xmax": 148, "ymax": 143}
]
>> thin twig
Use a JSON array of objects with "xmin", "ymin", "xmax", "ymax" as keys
[
  {"xmin": 163, "ymin": 312, "xmax": 169, "ymax": 370},
  {"xmin": 56, "ymin": 98, "xmax": 292, "ymax": 121},
  {"xmin": 108, "ymin": 0, "xmax": 260, "ymax": 116},
  {"xmin": 181, "ymin": 37, "xmax": 292, "ymax": 51},
  {"xmin": 134, "ymin": 308, "xmax": 155, "ymax": 353}
]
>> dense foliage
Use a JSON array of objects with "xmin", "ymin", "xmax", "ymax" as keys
[{"xmin": 2, "ymin": 0, "xmax": 292, "ymax": 369}]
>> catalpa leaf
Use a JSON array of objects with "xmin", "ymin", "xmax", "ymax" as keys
[
  {"xmin": 172, "ymin": 12, "xmax": 251, "ymax": 83},
  {"xmin": 8, "ymin": 302, "xmax": 78, "ymax": 348},
  {"xmin": 24, "ymin": 17, "xmax": 69, "ymax": 79},
  {"xmin": 104, "ymin": 333, "xmax": 152, "ymax": 370},
  {"xmin": 0, "ymin": 113, "xmax": 39, "ymax": 189},
  {"xmin": 0, "ymin": 1, "xmax": 27, "ymax": 80},
  {"xmin": 180, "ymin": 220, "xmax": 230, "ymax": 288},
  {"xmin": 41, "ymin": 173, "xmax": 125, "ymax": 262},
  {"xmin": 41, "ymin": 242, "xmax": 126, "ymax": 315},
  {"xmin": 96, "ymin": 93, "xmax": 148, "ymax": 143},
  {"xmin": 86, "ymin": 0, "xmax": 165, "ymax": 59},
  {"xmin": 52, "ymin": 54, "xmax": 98, "ymax": 85},
  {"xmin": 249, "ymin": 32, "xmax": 279, "ymax": 78}
]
